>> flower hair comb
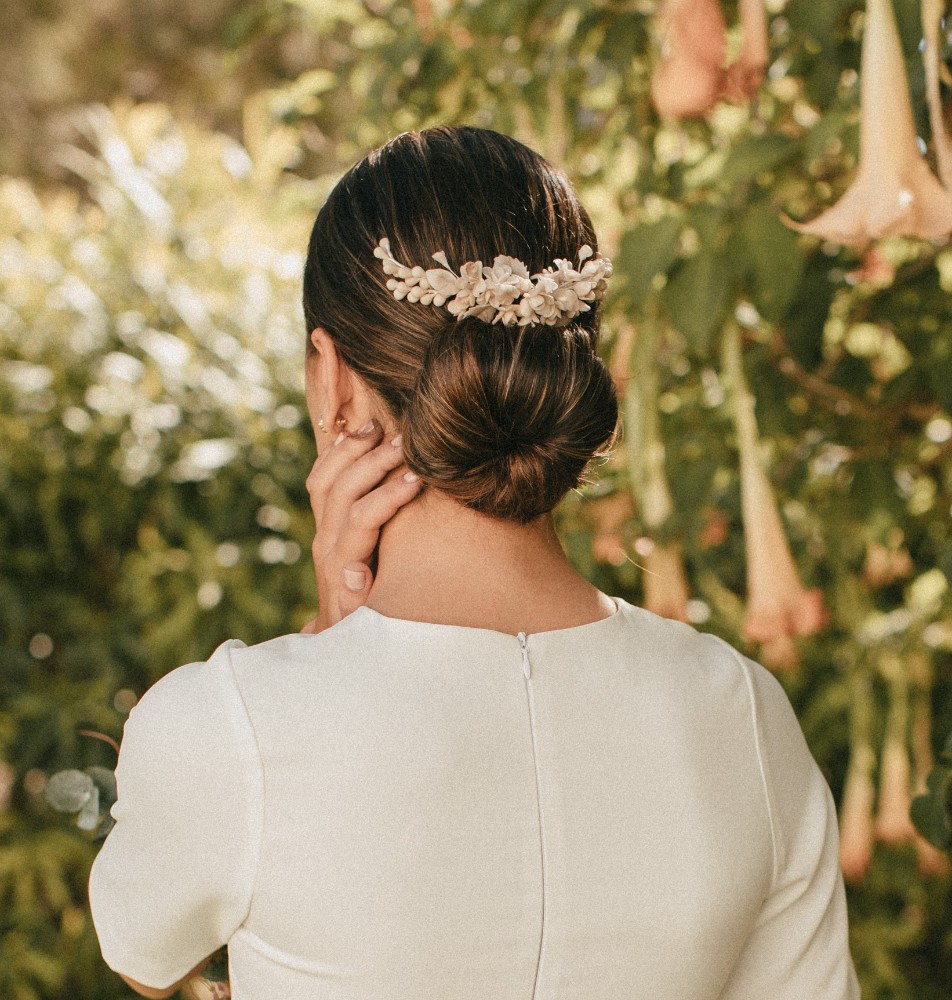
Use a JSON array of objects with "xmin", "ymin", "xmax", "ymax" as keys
[{"xmin": 373, "ymin": 238, "xmax": 612, "ymax": 327}]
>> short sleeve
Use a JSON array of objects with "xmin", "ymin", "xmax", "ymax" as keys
[
  {"xmin": 715, "ymin": 641, "xmax": 862, "ymax": 1000},
  {"xmin": 88, "ymin": 638, "xmax": 262, "ymax": 991}
]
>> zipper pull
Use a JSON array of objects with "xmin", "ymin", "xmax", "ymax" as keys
[{"xmin": 517, "ymin": 631, "xmax": 530, "ymax": 679}]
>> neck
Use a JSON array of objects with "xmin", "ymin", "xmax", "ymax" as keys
[{"xmin": 365, "ymin": 486, "xmax": 598, "ymax": 630}]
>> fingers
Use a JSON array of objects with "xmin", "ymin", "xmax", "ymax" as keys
[
  {"xmin": 338, "ymin": 562, "xmax": 373, "ymax": 618},
  {"xmin": 305, "ymin": 416, "xmax": 425, "ymax": 631},
  {"xmin": 333, "ymin": 470, "xmax": 424, "ymax": 570},
  {"xmin": 310, "ymin": 427, "xmax": 413, "ymax": 540},
  {"xmin": 330, "ymin": 437, "xmax": 409, "ymax": 520},
  {"xmin": 306, "ymin": 419, "xmax": 391, "ymax": 507}
]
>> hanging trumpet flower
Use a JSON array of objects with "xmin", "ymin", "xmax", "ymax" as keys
[
  {"xmin": 723, "ymin": 0, "xmax": 770, "ymax": 101},
  {"xmin": 840, "ymin": 748, "xmax": 877, "ymax": 883},
  {"xmin": 923, "ymin": 0, "xmax": 952, "ymax": 190},
  {"xmin": 785, "ymin": 0, "xmax": 952, "ymax": 248},
  {"xmin": 650, "ymin": 0, "xmax": 729, "ymax": 119},
  {"xmin": 639, "ymin": 431, "xmax": 691, "ymax": 623},
  {"xmin": 723, "ymin": 325, "xmax": 829, "ymax": 668},
  {"xmin": 874, "ymin": 657, "xmax": 918, "ymax": 845},
  {"xmin": 650, "ymin": 0, "xmax": 770, "ymax": 118},
  {"xmin": 623, "ymin": 316, "xmax": 690, "ymax": 623},
  {"xmin": 840, "ymin": 671, "xmax": 877, "ymax": 883}
]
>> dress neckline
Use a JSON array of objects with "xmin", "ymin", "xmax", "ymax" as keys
[{"xmin": 352, "ymin": 595, "xmax": 627, "ymax": 641}]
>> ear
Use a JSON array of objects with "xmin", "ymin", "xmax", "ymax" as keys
[
  {"xmin": 309, "ymin": 327, "xmax": 394, "ymax": 439},
  {"xmin": 307, "ymin": 327, "xmax": 354, "ymax": 424}
]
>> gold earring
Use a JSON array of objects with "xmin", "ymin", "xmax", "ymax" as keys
[
  {"xmin": 317, "ymin": 416, "xmax": 327, "ymax": 434},
  {"xmin": 335, "ymin": 417, "xmax": 347, "ymax": 430}
]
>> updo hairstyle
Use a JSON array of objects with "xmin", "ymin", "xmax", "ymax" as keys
[{"xmin": 303, "ymin": 126, "xmax": 618, "ymax": 524}]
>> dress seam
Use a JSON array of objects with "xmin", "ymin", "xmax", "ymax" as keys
[
  {"xmin": 224, "ymin": 642, "xmax": 267, "ymax": 931},
  {"xmin": 522, "ymin": 645, "xmax": 547, "ymax": 1000},
  {"xmin": 711, "ymin": 637, "xmax": 781, "ymax": 889}
]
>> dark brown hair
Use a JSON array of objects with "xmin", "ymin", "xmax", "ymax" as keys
[{"xmin": 303, "ymin": 126, "xmax": 618, "ymax": 523}]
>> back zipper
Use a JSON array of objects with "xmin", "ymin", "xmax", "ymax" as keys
[{"xmin": 518, "ymin": 631, "xmax": 530, "ymax": 679}]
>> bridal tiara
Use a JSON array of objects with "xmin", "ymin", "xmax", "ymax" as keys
[{"xmin": 373, "ymin": 237, "xmax": 613, "ymax": 328}]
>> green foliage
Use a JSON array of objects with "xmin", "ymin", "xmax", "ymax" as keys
[
  {"xmin": 1, "ymin": 102, "xmax": 317, "ymax": 998},
  {"xmin": 912, "ymin": 735, "xmax": 952, "ymax": 850},
  {"xmin": 3, "ymin": 1, "xmax": 952, "ymax": 998}
]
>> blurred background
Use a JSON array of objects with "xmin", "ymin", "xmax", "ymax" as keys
[{"xmin": 2, "ymin": 0, "xmax": 952, "ymax": 996}]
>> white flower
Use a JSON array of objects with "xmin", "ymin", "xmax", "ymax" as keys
[{"xmin": 374, "ymin": 238, "xmax": 611, "ymax": 327}]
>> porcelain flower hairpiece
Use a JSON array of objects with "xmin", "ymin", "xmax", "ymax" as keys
[{"xmin": 373, "ymin": 237, "xmax": 612, "ymax": 327}]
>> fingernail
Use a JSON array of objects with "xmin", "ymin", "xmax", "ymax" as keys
[
  {"xmin": 343, "ymin": 568, "xmax": 365, "ymax": 591},
  {"xmin": 390, "ymin": 434, "xmax": 403, "ymax": 448},
  {"xmin": 334, "ymin": 431, "xmax": 346, "ymax": 445},
  {"xmin": 357, "ymin": 419, "xmax": 376, "ymax": 436},
  {"xmin": 404, "ymin": 471, "xmax": 420, "ymax": 483}
]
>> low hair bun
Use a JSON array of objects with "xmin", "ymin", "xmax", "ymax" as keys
[{"xmin": 402, "ymin": 317, "xmax": 619, "ymax": 523}]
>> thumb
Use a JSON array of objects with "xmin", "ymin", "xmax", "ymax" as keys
[{"xmin": 338, "ymin": 561, "xmax": 374, "ymax": 617}]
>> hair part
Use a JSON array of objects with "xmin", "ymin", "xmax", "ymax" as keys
[{"xmin": 303, "ymin": 125, "xmax": 619, "ymax": 523}]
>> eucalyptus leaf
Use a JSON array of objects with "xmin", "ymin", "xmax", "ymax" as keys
[
  {"xmin": 86, "ymin": 766, "xmax": 117, "ymax": 810},
  {"xmin": 43, "ymin": 769, "xmax": 94, "ymax": 814},
  {"xmin": 76, "ymin": 785, "xmax": 101, "ymax": 831}
]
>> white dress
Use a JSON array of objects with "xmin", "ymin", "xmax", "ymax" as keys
[{"xmin": 88, "ymin": 596, "xmax": 862, "ymax": 999}]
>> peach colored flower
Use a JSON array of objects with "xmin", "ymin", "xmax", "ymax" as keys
[
  {"xmin": 839, "ymin": 748, "xmax": 877, "ymax": 884},
  {"xmin": 723, "ymin": 0, "xmax": 770, "ymax": 101},
  {"xmin": 650, "ymin": 0, "xmax": 728, "ymax": 119},
  {"xmin": 588, "ymin": 490, "xmax": 635, "ymax": 567},
  {"xmin": 642, "ymin": 540, "xmax": 691, "ymax": 623},
  {"xmin": 0, "ymin": 760, "xmax": 13, "ymax": 812},
  {"xmin": 862, "ymin": 539, "xmax": 913, "ymax": 588},
  {"xmin": 635, "ymin": 411, "xmax": 692, "ymax": 623},
  {"xmin": 914, "ymin": 833, "xmax": 951, "ymax": 877},
  {"xmin": 874, "ymin": 735, "xmax": 917, "ymax": 845},
  {"xmin": 757, "ymin": 635, "xmax": 801, "ymax": 672},
  {"xmin": 697, "ymin": 506, "xmax": 729, "ymax": 549},
  {"xmin": 785, "ymin": 0, "xmax": 952, "ymax": 248},
  {"xmin": 846, "ymin": 245, "xmax": 897, "ymax": 288},
  {"xmin": 923, "ymin": 0, "xmax": 952, "ymax": 190},
  {"xmin": 725, "ymin": 329, "xmax": 829, "ymax": 664}
]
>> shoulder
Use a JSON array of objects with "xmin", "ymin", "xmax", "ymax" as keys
[
  {"xmin": 117, "ymin": 638, "xmax": 258, "ymax": 796},
  {"xmin": 126, "ymin": 638, "xmax": 249, "ymax": 741},
  {"xmin": 618, "ymin": 599, "xmax": 770, "ymax": 708}
]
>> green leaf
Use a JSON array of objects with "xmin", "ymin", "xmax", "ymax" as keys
[
  {"xmin": 910, "ymin": 765, "xmax": 952, "ymax": 851},
  {"xmin": 717, "ymin": 135, "xmax": 798, "ymax": 191},
  {"xmin": 737, "ymin": 205, "xmax": 806, "ymax": 323},
  {"xmin": 661, "ymin": 246, "xmax": 734, "ymax": 356},
  {"xmin": 615, "ymin": 216, "xmax": 683, "ymax": 305}
]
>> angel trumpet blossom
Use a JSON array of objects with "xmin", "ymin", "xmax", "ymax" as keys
[
  {"xmin": 723, "ymin": 0, "xmax": 770, "ymax": 101},
  {"xmin": 839, "ymin": 748, "xmax": 877, "ymax": 883},
  {"xmin": 642, "ymin": 540, "xmax": 691, "ymax": 623},
  {"xmin": 874, "ymin": 735, "xmax": 918, "ymax": 845},
  {"xmin": 640, "ymin": 410, "xmax": 690, "ymax": 624},
  {"xmin": 724, "ymin": 329, "xmax": 828, "ymax": 666},
  {"xmin": 922, "ymin": 0, "xmax": 952, "ymax": 189},
  {"xmin": 650, "ymin": 0, "xmax": 729, "ymax": 119},
  {"xmin": 875, "ymin": 668, "xmax": 918, "ymax": 845},
  {"xmin": 786, "ymin": 0, "xmax": 952, "ymax": 248}
]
